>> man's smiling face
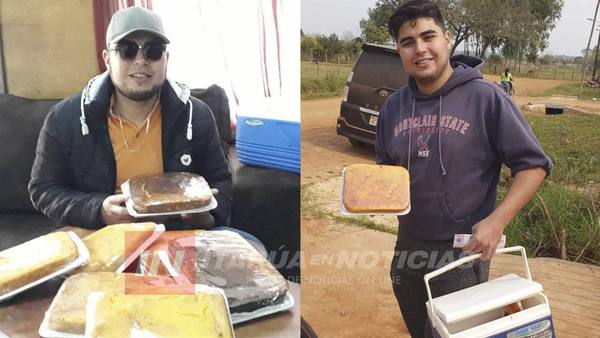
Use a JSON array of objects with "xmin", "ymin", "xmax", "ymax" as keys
[
  {"xmin": 103, "ymin": 31, "xmax": 168, "ymax": 102},
  {"xmin": 396, "ymin": 17, "xmax": 452, "ymax": 86}
]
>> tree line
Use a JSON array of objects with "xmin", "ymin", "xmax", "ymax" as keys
[
  {"xmin": 301, "ymin": 31, "xmax": 364, "ymax": 63},
  {"xmin": 360, "ymin": 0, "xmax": 563, "ymax": 62},
  {"xmin": 302, "ymin": 0, "xmax": 567, "ymax": 67}
]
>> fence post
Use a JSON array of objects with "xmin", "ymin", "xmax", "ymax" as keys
[{"xmin": 317, "ymin": 62, "xmax": 320, "ymax": 78}]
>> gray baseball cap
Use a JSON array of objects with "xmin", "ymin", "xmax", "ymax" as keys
[{"xmin": 106, "ymin": 7, "xmax": 170, "ymax": 47}]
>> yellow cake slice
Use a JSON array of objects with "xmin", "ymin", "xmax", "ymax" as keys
[
  {"xmin": 86, "ymin": 290, "xmax": 233, "ymax": 338},
  {"xmin": 343, "ymin": 164, "xmax": 410, "ymax": 213},
  {"xmin": 46, "ymin": 272, "xmax": 181, "ymax": 334},
  {"xmin": 0, "ymin": 231, "xmax": 78, "ymax": 296},
  {"xmin": 73, "ymin": 222, "xmax": 156, "ymax": 273}
]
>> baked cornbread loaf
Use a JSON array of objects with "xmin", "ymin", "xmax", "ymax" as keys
[
  {"xmin": 168, "ymin": 230, "xmax": 288, "ymax": 313},
  {"xmin": 73, "ymin": 223, "xmax": 156, "ymax": 273},
  {"xmin": 86, "ymin": 290, "xmax": 233, "ymax": 338},
  {"xmin": 128, "ymin": 172, "xmax": 212, "ymax": 213},
  {"xmin": 343, "ymin": 164, "xmax": 410, "ymax": 213},
  {"xmin": 0, "ymin": 232, "xmax": 78, "ymax": 296},
  {"xmin": 46, "ymin": 272, "xmax": 180, "ymax": 334}
]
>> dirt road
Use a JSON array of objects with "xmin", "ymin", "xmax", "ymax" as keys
[
  {"xmin": 301, "ymin": 80, "xmax": 600, "ymax": 337},
  {"xmin": 302, "ymin": 97, "xmax": 408, "ymax": 337}
]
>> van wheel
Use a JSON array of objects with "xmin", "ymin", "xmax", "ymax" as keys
[{"xmin": 348, "ymin": 138, "xmax": 366, "ymax": 147}]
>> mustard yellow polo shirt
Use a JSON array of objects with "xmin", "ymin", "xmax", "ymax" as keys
[{"xmin": 108, "ymin": 95, "xmax": 163, "ymax": 192}]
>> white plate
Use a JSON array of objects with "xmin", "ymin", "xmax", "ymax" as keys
[
  {"xmin": 339, "ymin": 167, "xmax": 411, "ymax": 216},
  {"xmin": 121, "ymin": 181, "xmax": 218, "ymax": 217},
  {"xmin": 0, "ymin": 232, "xmax": 89, "ymax": 303}
]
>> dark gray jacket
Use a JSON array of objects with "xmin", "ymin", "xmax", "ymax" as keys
[{"xmin": 28, "ymin": 72, "xmax": 232, "ymax": 228}]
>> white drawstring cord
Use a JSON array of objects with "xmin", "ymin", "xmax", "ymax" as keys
[{"xmin": 186, "ymin": 99, "xmax": 193, "ymax": 140}]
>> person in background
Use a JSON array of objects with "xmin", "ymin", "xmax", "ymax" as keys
[{"xmin": 500, "ymin": 67, "xmax": 513, "ymax": 94}]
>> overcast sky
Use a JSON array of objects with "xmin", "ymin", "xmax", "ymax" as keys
[{"xmin": 301, "ymin": 0, "xmax": 598, "ymax": 57}]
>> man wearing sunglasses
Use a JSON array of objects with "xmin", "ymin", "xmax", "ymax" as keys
[{"xmin": 28, "ymin": 7, "xmax": 232, "ymax": 230}]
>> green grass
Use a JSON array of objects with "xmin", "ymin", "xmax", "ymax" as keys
[
  {"xmin": 541, "ymin": 83, "xmax": 600, "ymax": 100},
  {"xmin": 301, "ymin": 62, "xmax": 351, "ymax": 99},
  {"xmin": 524, "ymin": 113, "xmax": 600, "ymax": 184},
  {"xmin": 301, "ymin": 74, "xmax": 346, "ymax": 100}
]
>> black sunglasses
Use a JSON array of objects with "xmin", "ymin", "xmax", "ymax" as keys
[{"xmin": 111, "ymin": 40, "xmax": 166, "ymax": 61}]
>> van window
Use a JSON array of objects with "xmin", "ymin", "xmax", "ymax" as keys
[{"xmin": 352, "ymin": 50, "xmax": 405, "ymax": 90}]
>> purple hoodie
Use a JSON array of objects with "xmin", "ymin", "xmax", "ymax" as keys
[{"xmin": 376, "ymin": 55, "xmax": 553, "ymax": 241}]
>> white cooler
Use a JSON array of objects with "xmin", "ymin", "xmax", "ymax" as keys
[{"xmin": 425, "ymin": 246, "xmax": 556, "ymax": 338}]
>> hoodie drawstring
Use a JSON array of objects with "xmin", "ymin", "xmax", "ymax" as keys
[
  {"xmin": 186, "ymin": 99, "xmax": 193, "ymax": 141},
  {"xmin": 407, "ymin": 98, "xmax": 416, "ymax": 173},
  {"xmin": 80, "ymin": 95, "xmax": 89, "ymax": 136},
  {"xmin": 438, "ymin": 96, "xmax": 447, "ymax": 176},
  {"xmin": 79, "ymin": 75, "xmax": 98, "ymax": 136}
]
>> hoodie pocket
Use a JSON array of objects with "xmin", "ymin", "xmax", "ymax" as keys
[
  {"xmin": 441, "ymin": 192, "xmax": 468, "ymax": 223},
  {"xmin": 398, "ymin": 190, "xmax": 468, "ymax": 240}
]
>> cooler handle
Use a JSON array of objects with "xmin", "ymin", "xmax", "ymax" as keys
[{"xmin": 424, "ymin": 246, "xmax": 531, "ymax": 320}]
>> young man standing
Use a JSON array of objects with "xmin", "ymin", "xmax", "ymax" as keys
[{"xmin": 376, "ymin": 1, "xmax": 553, "ymax": 337}]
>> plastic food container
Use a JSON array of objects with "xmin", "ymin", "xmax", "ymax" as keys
[
  {"xmin": 121, "ymin": 173, "xmax": 218, "ymax": 218},
  {"xmin": 156, "ymin": 230, "xmax": 295, "ymax": 324},
  {"xmin": 425, "ymin": 246, "xmax": 556, "ymax": 338},
  {"xmin": 0, "ymin": 231, "xmax": 89, "ymax": 303}
]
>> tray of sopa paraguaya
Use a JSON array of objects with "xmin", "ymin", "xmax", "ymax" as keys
[
  {"xmin": 340, "ymin": 164, "xmax": 411, "ymax": 215},
  {"xmin": 70, "ymin": 222, "xmax": 165, "ymax": 275},
  {"xmin": 121, "ymin": 172, "xmax": 218, "ymax": 217},
  {"xmin": 0, "ymin": 231, "xmax": 89, "ymax": 303},
  {"xmin": 84, "ymin": 284, "xmax": 235, "ymax": 338}
]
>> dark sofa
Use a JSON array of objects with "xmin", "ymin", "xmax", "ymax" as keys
[
  {"xmin": 0, "ymin": 95, "xmax": 61, "ymax": 250},
  {"xmin": 0, "ymin": 88, "xmax": 299, "ymax": 280}
]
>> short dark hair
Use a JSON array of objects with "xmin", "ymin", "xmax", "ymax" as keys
[{"xmin": 387, "ymin": 0, "xmax": 446, "ymax": 41}]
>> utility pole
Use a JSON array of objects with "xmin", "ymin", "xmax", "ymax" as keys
[
  {"xmin": 579, "ymin": 0, "xmax": 600, "ymax": 99},
  {"xmin": 593, "ymin": 29, "xmax": 600, "ymax": 80},
  {"xmin": 586, "ymin": 19, "xmax": 600, "ymax": 79}
]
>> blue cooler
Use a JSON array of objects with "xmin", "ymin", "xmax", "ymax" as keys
[
  {"xmin": 236, "ymin": 115, "xmax": 300, "ymax": 174},
  {"xmin": 425, "ymin": 246, "xmax": 556, "ymax": 338}
]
